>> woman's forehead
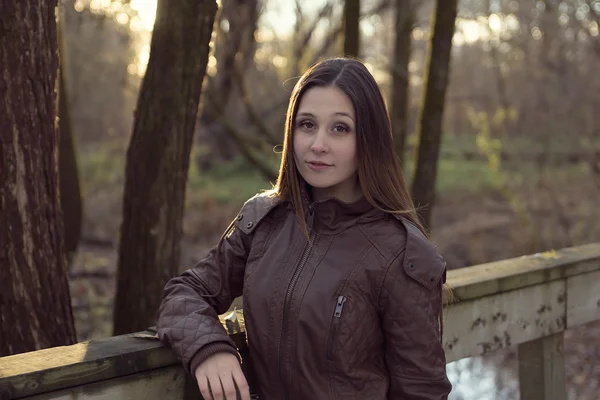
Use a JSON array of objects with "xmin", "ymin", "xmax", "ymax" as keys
[{"xmin": 296, "ymin": 86, "xmax": 354, "ymax": 119}]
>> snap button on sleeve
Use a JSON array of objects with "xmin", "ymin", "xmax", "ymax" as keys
[
  {"xmin": 246, "ymin": 221, "xmax": 254, "ymax": 229},
  {"xmin": 237, "ymin": 214, "xmax": 243, "ymax": 221}
]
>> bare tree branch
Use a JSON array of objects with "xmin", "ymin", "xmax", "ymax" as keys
[
  {"xmin": 232, "ymin": 66, "xmax": 281, "ymax": 148},
  {"xmin": 308, "ymin": 0, "xmax": 393, "ymax": 66},
  {"xmin": 208, "ymin": 71, "xmax": 278, "ymax": 181},
  {"xmin": 295, "ymin": 0, "xmax": 304, "ymax": 34},
  {"xmin": 308, "ymin": 24, "xmax": 343, "ymax": 67},
  {"xmin": 218, "ymin": 114, "xmax": 278, "ymax": 182},
  {"xmin": 291, "ymin": 1, "xmax": 336, "ymax": 77}
]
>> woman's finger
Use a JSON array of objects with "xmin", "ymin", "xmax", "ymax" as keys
[
  {"xmin": 207, "ymin": 372, "xmax": 224, "ymax": 400},
  {"xmin": 220, "ymin": 373, "xmax": 239, "ymax": 400},
  {"xmin": 197, "ymin": 373, "xmax": 212, "ymax": 400},
  {"xmin": 231, "ymin": 368, "xmax": 251, "ymax": 400}
]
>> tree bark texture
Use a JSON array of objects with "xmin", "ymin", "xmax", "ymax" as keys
[
  {"xmin": 0, "ymin": 0, "xmax": 77, "ymax": 356},
  {"xmin": 390, "ymin": 0, "xmax": 413, "ymax": 163},
  {"xmin": 410, "ymin": 0, "xmax": 458, "ymax": 229},
  {"xmin": 58, "ymin": 14, "xmax": 82, "ymax": 265},
  {"xmin": 113, "ymin": 0, "xmax": 218, "ymax": 335},
  {"xmin": 343, "ymin": 0, "xmax": 360, "ymax": 57}
]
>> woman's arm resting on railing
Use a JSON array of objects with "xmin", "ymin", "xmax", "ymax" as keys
[{"xmin": 156, "ymin": 224, "xmax": 250, "ymax": 375}]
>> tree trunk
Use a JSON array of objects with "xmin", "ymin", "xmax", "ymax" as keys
[
  {"xmin": 58, "ymin": 11, "xmax": 82, "ymax": 266},
  {"xmin": 410, "ymin": 0, "xmax": 458, "ymax": 229},
  {"xmin": 112, "ymin": 0, "xmax": 218, "ymax": 335},
  {"xmin": 390, "ymin": 0, "xmax": 413, "ymax": 163},
  {"xmin": 0, "ymin": 0, "xmax": 77, "ymax": 356},
  {"xmin": 202, "ymin": 0, "xmax": 258, "ymax": 126},
  {"xmin": 343, "ymin": 0, "xmax": 360, "ymax": 57},
  {"xmin": 196, "ymin": 0, "xmax": 259, "ymax": 166}
]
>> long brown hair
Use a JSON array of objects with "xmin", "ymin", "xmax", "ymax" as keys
[{"xmin": 271, "ymin": 57, "xmax": 427, "ymax": 237}]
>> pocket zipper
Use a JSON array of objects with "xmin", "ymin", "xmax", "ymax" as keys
[{"xmin": 327, "ymin": 295, "xmax": 347, "ymax": 360}]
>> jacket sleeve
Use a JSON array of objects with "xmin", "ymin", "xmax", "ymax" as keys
[
  {"xmin": 157, "ymin": 223, "xmax": 250, "ymax": 375},
  {"xmin": 156, "ymin": 193, "xmax": 276, "ymax": 375},
  {"xmin": 380, "ymin": 221, "xmax": 452, "ymax": 399}
]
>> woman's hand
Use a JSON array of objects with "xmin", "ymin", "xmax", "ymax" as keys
[{"xmin": 194, "ymin": 352, "xmax": 251, "ymax": 400}]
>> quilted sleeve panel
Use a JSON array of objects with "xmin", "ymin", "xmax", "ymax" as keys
[
  {"xmin": 156, "ymin": 224, "xmax": 250, "ymax": 375},
  {"xmin": 379, "ymin": 238, "xmax": 452, "ymax": 399}
]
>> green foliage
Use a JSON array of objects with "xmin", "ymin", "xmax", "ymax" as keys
[
  {"xmin": 186, "ymin": 149, "xmax": 279, "ymax": 205},
  {"xmin": 78, "ymin": 141, "xmax": 126, "ymax": 194},
  {"xmin": 403, "ymin": 153, "xmax": 502, "ymax": 195},
  {"xmin": 78, "ymin": 140, "xmax": 280, "ymax": 206},
  {"xmin": 468, "ymin": 108, "xmax": 530, "ymax": 202},
  {"xmin": 78, "ymin": 135, "xmax": 592, "ymax": 214}
]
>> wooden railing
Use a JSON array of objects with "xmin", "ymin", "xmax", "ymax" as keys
[{"xmin": 1, "ymin": 243, "xmax": 599, "ymax": 400}]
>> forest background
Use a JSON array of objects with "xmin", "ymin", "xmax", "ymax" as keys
[{"xmin": 2, "ymin": 0, "xmax": 599, "ymax": 398}]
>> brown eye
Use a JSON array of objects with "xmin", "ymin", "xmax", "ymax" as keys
[
  {"xmin": 333, "ymin": 124, "xmax": 350, "ymax": 133},
  {"xmin": 299, "ymin": 120, "xmax": 316, "ymax": 130}
]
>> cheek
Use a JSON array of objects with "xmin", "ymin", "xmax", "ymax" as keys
[
  {"xmin": 292, "ymin": 132, "xmax": 303, "ymax": 161},
  {"xmin": 293, "ymin": 132, "xmax": 308, "ymax": 154},
  {"xmin": 341, "ymin": 140, "xmax": 358, "ymax": 164},
  {"xmin": 292, "ymin": 133, "xmax": 299, "ymax": 156}
]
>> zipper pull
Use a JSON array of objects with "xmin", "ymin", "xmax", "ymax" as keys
[
  {"xmin": 307, "ymin": 206, "xmax": 315, "ymax": 232},
  {"xmin": 334, "ymin": 296, "xmax": 347, "ymax": 317}
]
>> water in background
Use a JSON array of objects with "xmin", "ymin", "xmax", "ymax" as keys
[{"xmin": 447, "ymin": 357, "xmax": 519, "ymax": 400}]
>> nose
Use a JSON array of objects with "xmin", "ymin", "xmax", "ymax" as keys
[{"xmin": 309, "ymin": 129, "xmax": 328, "ymax": 153}]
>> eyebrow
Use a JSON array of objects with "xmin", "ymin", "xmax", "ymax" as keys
[{"xmin": 297, "ymin": 111, "xmax": 355, "ymax": 122}]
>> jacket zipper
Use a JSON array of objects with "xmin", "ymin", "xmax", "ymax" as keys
[
  {"xmin": 326, "ymin": 295, "xmax": 347, "ymax": 360},
  {"xmin": 279, "ymin": 205, "xmax": 316, "ymax": 399}
]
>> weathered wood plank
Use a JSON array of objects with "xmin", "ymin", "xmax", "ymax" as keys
[
  {"xmin": 0, "ymin": 311, "xmax": 245, "ymax": 399},
  {"xmin": 0, "ymin": 333, "xmax": 172, "ymax": 376},
  {"xmin": 446, "ymin": 243, "xmax": 600, "ymax": 302},
  {"xmin": 518, "ymin": 333, "xmax": 566, "ymax": 400},
  {"xmin": 23, "ymin": 366, "xmax": 186, "ymax": 400},
  {"xmin": 0, "ymin": 333, "xmax": 176, "ymax": 399},
  {"xmin": 443, "ymin": 279, "xmax": 566, "ymax": 362},
  {"xmin": 566, "ymin": 269, "xmax": 600, "ymax": 327}
]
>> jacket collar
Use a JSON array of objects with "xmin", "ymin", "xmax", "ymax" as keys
[{"xmin": 300, "ymin": 184, "xmax": 384, "ymax": 234}]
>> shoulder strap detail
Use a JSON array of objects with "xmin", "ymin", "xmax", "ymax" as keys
[
  {"xmin": 234, "ymin": 192, "xmax": 280, "ymax": 235},
  {"xmin": 394, "ymin": 216, "xmax": 447, "ymax": 290}
]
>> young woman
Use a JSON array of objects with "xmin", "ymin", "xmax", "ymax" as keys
[{"xmin": 157, "ymin": 58, "xmax": 452, "ymax": 400}]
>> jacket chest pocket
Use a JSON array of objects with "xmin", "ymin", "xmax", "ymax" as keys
[{"xmin": 326, "ymin": 295, "xmax": 347, "ymax": 361}]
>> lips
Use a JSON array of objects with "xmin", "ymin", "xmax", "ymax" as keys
[{"xmin": 306, "ymin": 161, "xmax": 332, "ymax": 171}]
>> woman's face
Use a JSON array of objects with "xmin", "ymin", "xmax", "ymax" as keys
[{"xmin": 293, "ymin": 86, "xmax": 361, "ymax": 203}]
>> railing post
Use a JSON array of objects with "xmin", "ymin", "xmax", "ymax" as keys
[{"xmin": 518, "ymin": 332, "xmax": 566, "ymax": 400}]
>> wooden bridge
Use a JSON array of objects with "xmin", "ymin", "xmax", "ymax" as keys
[{"xmin": 1, "ymin": 243, "xmax": 599, "ymax": 400}]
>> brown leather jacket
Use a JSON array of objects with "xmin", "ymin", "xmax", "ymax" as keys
[{"xmin": 157, "ymin": 193, "xmax": 452, "ymax": 399}]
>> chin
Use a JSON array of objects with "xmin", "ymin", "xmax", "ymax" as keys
[{"xmin": 303, "ymin": 177, "xmax": 326, "ymax": 188}]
